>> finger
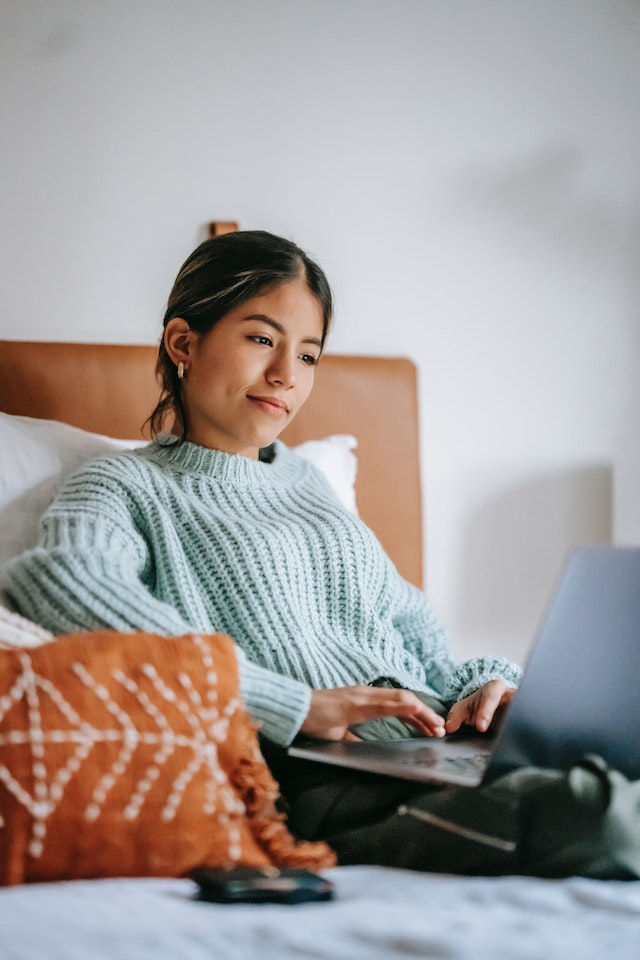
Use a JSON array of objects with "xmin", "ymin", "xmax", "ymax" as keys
[
  {"xmin": 405, "ymin": 707, "xmax": 446, "ymax": 737},
  {"xmin": 474, "ymin": 682, "xmax": 505, "ymax": 732},
  {"xmin": 444, "ymin": 702, "xmax": 468, "ymax": 734},
  {"xmin": 485, "ymin": 685, "xmax": 516, "ymax": 731},
  {"xmin": 375, "ymin": 691, "xmax": 447, "ymax": 737},
  {"xmin": 342, "ymin": 731, "xmax": 362, "ymax": 742},
  {"xmin": 305, "ymin": 686, "xmax": 449, "ymax": 742},
  {"xmin": 338, "ymin": 688, "xmax": 447, "ymax": 738}
]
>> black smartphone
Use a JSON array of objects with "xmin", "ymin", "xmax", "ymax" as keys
[{"xmin": 191, "ymin": 865, "xmax": 334, "ymax": 905}]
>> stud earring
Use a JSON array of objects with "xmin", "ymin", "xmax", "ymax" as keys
[{"xmin": 177, "ymin": 361, "xmax": 185, "ymax": 380}]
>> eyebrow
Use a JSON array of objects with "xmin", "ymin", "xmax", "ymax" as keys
[{"xmin": 242, "ymin": 314, "xmax": 323, "ymax": 349}]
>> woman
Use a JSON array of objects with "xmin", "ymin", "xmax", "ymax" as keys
[{"xmin": 7, "ymin": 232, "xmax": 637, "ymax": 877}]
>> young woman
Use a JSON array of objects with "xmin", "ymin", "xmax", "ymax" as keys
[{"xmin": 7, "ymin": 232, "xmax": 638, "ymax": 878}]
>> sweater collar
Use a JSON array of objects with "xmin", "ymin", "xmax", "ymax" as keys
[{"xmin": 148, "ymin": 435, "xmax": 289, "ymax": 482}]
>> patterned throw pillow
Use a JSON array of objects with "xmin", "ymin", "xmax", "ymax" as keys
[{"xmin": 0, "ymin": 629, "xmax": 335, "ymax": 885}]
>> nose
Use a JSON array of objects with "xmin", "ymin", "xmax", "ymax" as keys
[{"xmin": 266, "ymin": 349, "xmax": 296, "ymax": 388}]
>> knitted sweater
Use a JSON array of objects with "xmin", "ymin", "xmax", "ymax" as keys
[{"xmin": 6, "ymin": 439, "xmax": 522, "ymax": 745}]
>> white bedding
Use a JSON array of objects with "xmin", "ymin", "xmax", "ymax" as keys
[{"xmin": 1, "ymin": 866, "xmax": 638, "ymax": 960}]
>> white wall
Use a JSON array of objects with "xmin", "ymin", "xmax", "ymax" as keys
[{"xmin": 2, "ymin": 0, "xmax": 639, "ymax": 664}]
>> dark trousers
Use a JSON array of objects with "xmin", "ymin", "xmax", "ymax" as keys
[{"xmin": 261, "ymin": 741, "xmax": 640, "ymax": 879}]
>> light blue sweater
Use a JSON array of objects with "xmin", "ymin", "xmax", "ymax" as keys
[{"xmin": 6, "ymin": 439, "xmax": 521, "ymax": 745}]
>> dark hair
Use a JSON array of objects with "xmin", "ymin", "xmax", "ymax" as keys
[{"xmin": 148, "ymin": 230, "xmax": 333, "ymax": 440}]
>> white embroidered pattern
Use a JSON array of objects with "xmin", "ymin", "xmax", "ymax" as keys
[{"xmin": 0, "ymin": 635, "xmax": 245, "ymax": 860}]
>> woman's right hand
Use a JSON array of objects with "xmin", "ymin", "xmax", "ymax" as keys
[{"xmin": 300, "ymin": 685, "xmax": 446, "ymax": 742}]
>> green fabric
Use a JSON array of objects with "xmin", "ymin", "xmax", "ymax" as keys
[
  {"xmin": 272, "ymin": 748, "xmax": 640, "ymax": 879},
  {"xmin": 513, "ymin": 754, "xmax": 640, "ymax": 878}
]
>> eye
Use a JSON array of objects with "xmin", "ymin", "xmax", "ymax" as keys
[
  {"xmin": 248, "ymin": 335, "xmax": 273, "ymax": 347},
  {"xmin": 299, "ymin": 353, "xmax": 319, "ymax": 367}
]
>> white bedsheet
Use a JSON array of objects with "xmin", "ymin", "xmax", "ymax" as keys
[{"xmin": 1, "ymin": 866, "xmax": 639, "ymax": 960}]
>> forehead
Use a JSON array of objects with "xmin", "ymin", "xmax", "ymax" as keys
[{"xmin": 227, "ymin": 278, "xmax": 325, "ymax": 335}]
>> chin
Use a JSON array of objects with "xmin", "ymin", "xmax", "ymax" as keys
[{"xmin": 258, "ymin": 434, "xmax": 282, "ymax": 449}]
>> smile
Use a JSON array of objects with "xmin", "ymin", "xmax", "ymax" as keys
[{"xmin": 247, "ymin": 395, "xmax": 290, "ymax": 416}]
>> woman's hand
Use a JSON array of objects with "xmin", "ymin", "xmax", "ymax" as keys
[
  {"xmin": 301, "ymin": 685, "xmax": 447, "ymax": 742},
  {"xmin": 444, "ymin": 679, "xmax": 515, "ymax": 735}
]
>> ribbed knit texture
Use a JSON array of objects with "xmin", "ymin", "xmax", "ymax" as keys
[{"xmin": 7, "ymin": 439, "xmax": 522, "ymax": 745}]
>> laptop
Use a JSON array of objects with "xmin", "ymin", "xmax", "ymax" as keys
[{"xmin": 288, "ymin": 546, "xmax": 640, "ymax": 787}]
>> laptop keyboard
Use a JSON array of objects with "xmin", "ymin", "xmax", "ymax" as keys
[{"xmin": 387, "ymin": 748, "xmax": 488, "ymax": 774}]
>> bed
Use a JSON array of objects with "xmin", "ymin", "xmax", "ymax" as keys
[{"xmin": 0, "ymin": 341, "xmax": 639, "ymax": 959}]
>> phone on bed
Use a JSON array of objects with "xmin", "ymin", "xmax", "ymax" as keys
[{"xmin": 191, "ymin": 866, "xmax": 334, "ymax": 905}]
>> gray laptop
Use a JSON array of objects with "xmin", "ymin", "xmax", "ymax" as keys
[{"xmin": 288, "ymin": 546, "xmax": 640, "ymax": 787}]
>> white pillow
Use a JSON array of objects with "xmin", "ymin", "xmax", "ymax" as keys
[
  {"xmin": 0, "ymin": 414, "xmax": 144, "ymax": 605},
  {"xmin": 293, "ymin": 434, "xmax": 358, "ymax": 515},
  {"xmin": 0, "ymin": 413, "xmax": 359, "ymax": 607}
]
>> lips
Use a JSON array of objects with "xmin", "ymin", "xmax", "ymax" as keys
[{"xmin": 247, "ymin": 394, "xmax": 290, "ymax": 415}]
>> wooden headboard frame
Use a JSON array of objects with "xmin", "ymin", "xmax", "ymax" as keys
[{"xmin": 0, "ymin": 341, "xmax": 423, "ymax": 587}]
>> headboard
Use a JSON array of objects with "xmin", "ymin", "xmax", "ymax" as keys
[{"xmin": 0, "ymin": 340, "xmax": 423, "ymax": 586}]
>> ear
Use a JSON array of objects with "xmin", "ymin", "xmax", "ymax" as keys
[{"xmin": 164, "ymin": 318, "xmax": 198, "ymax": 370}]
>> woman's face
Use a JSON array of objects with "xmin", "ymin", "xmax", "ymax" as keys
[{"xmin": 172, "ymin": 276, "xmax": 325, "ymax": 458}]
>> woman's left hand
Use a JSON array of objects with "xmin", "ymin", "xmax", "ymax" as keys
[{"xmin": 444, "ymin": 679, "xmax": 516, "ymax": 735}]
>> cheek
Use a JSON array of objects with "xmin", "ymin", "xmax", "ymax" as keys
[
  {"xmin": 185, "ymin": 368, "xmax": 225, "ymax": 410},
  {"xmin": 297, "ymin": 371, "xmax": 316, "ymax": 405}
]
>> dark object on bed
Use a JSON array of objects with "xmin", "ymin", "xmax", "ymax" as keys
[{"xmin": 191, "ymin": 865, "xmax": 334, "ymax": 905}]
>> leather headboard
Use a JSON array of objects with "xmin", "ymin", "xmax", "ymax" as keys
[{"xmin": 0, "ymin": 340, "xmax": 423, "ymax": 586}]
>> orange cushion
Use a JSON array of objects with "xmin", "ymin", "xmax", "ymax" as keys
[{"xmin": 0, "ymin": 630, "xmax": 335, "ymax": 885}]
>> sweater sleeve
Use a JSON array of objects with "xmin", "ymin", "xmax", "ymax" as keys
[
  {"xmin": 6, "ymin": 511, "xmax": 311, "ymax": 747},
  {"xmin": 391, "ymin": 576, "xmax": 522, "ymax": 701}
]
